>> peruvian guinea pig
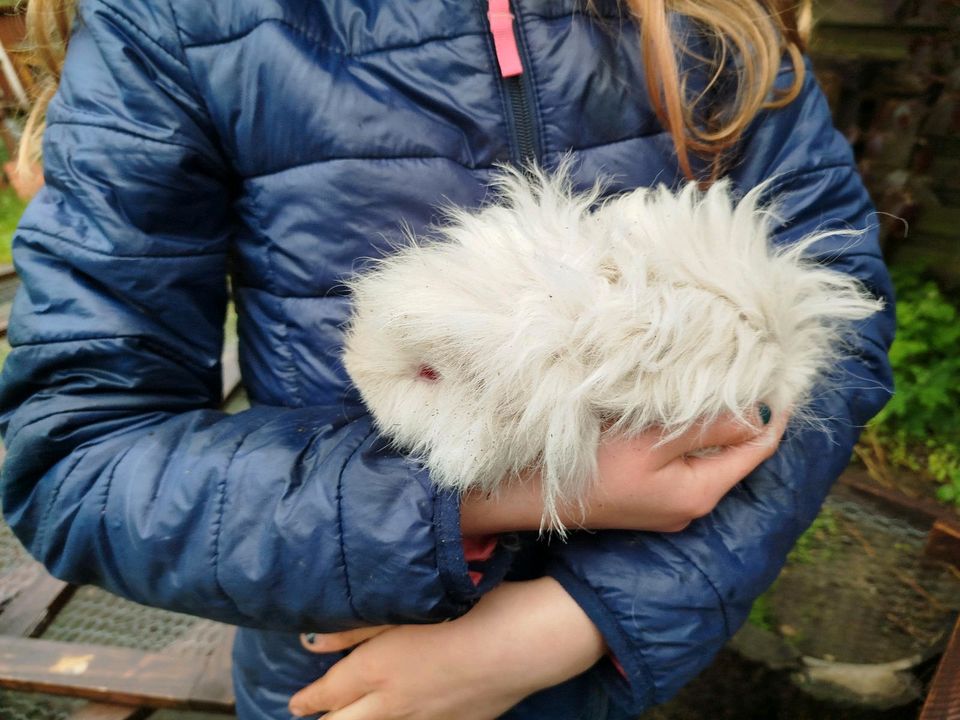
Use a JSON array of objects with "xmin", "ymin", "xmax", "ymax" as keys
[{"xmin": 342, "ymin": 167, "xmax": 883, "ymax": 531}]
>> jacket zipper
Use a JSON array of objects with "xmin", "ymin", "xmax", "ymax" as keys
[{"xmin": 487, "ymin": 0, "xmax": 538, "ymax": 164}]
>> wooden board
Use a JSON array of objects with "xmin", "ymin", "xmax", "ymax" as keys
[
  {"xmin": 919, "ymin": 615, "xmax": 960, "ymax": 720},
  {"xmin": 67, "ymin": 704, "xmax": 152, "ymax": 720},
  {"xmin": 925, "ymin": 521, "xmax": 960, "ymax": 571},
  {"xmin": 61, "ymin": 622, "xmax": 235, "ymax": 719},
  {"xmin": 0, "ymin": 637, "xmax": 234, "ymax": 712},
  {"xmin": 840, "ymin": 473, "xmax": 960, "ymax": 528},
  {"xmin": 1, "ymin": 577, "xmax": 235, "ymax": 715},
  {"xmin": 0, "ymin": 566, "xmax": 73, "ymax": 637}
]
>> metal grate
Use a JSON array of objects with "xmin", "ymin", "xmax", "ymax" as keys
[
  {"xmin": 41, "ymin": 585, "xmax": 226, "ymax": 657},
  {"xmin": 767, "ymin": 485, "xmax": 960, "ymax": 664},
  {"xmin": 0, "ymin": 516, "xmax": 31, "ymax": 577},
  {"xmin": 0, "ymin": 520, "xmax": 40, "ymax": 606},
  {"xmin": 0, "ymin": 690, "xmax": 85, "ymax": 720},
  {"xmin": 640, "ymin": 482, "xmax": 959, "ymax": 719},
  {"xmin": 0, "ymin": 692, "xmax": 232, "ymax": 720}
]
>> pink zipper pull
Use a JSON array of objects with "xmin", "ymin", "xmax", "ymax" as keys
[{"xmin": 487, "ymin": 0, "xmax": 524, "ymax": 77}]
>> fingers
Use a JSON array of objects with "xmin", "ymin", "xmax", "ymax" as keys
[
  {"xmin": 289, "ymin": 667, "xmax": 356, "ymax": 717},
  {"xmin": 323, "ymin": 694, "xmax": 384, "ymax": 720},
  {"xmin": 663, "ymin": 405, "xmax": 772, "ymax": 459},
  {"xmin": 647, "ymin": 403, "xmax": 779, "ymax": 468},
  {"xmin": 678, "ymin": 410, "xmax": 789, "ymax": 514},
  {"xmin": 301, "ymin": 626, "xmax": 393, "ymax": 654}
]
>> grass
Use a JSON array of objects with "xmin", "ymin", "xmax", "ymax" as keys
[
  {"xmin": 747, "ymin": 507, "xmax": 842, "ymax": 632},
  {"xmin": 747, "ymin": 591, "xmax": 776, "ymax": 631},
  {"xmin": 786, "ymin": 507, "xmax": 840, "ymax": 565},
  {"xmin": 0, "ymin": 185, "xmax": 27, "ymax": 265}
]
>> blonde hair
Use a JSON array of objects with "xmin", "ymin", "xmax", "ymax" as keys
[
  {"xmin": 18, "ymin": 0, "xmax": 810, "ymax": 180},
  {"xmin": 17, "ymin": 0, "xmax": 75, "ymax": 175},
  {"xmin": 614, "ymin": 0, "xmax": 812, "ymax": 180}
]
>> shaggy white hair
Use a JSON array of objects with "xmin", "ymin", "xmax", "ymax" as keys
[{"xmin": 342, "ymin": 167, "xmax": 882, "ymax": 530}]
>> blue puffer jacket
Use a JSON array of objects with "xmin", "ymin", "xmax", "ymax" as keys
[{"xmin": 0, "ymin": 1, "xmax": 894, "ymax": 718}]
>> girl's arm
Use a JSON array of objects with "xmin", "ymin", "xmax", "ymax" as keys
[
  {"xmin": 542, "ymin": 59, "xmax": 896, "ymax": 715},
  {"xmin": 289, "ymin": 577, "xmax": 606, "ymax": 720},
  {"xmin": 0, "ymin": 0, "xmax": 506, "ymax": 631},
  {"xmin": 289, "ymin": 415, "xmax": 789, "ymax": 719},
  {"xmin": 461, "ymin": 411, "xmax": 786, "ymax": 536}
]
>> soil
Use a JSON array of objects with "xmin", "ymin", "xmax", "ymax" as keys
[{"xmin": 639, "ymin": 649, "xmax": 926, "ymax": 720}]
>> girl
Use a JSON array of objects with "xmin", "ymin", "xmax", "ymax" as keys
[{"xmin": 0, "ymin": 1, "xmax": 894, "ymax": 718}]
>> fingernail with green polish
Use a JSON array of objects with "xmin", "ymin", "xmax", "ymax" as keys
[{"xmin": 759, "ymin": 403, "xmax": 772, "ymax": 425}]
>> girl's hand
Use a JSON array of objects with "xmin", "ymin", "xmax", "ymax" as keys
[
  {"xmin": 289, "ymin": 578, "xmax": 605, "ymax": 719},
  {"xmin": 461, "ymin": 408, "xmax": 788, "ymax": 534}
]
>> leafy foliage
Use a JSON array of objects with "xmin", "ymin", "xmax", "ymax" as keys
[
  {"xmin": 863, "ymin": 263, "xmax": 960, "ymax": 506},
  {"xmin": 0, "ymin": 185, "xmax": 27, "ymax": 265}
]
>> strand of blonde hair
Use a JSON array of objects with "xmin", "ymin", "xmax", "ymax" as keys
[
  {"xmin": 17, "ymin": 0, "xmax": 75, "ymax": 175},
  {"xmin": 599, "ymin": 0, "xmax": 811, "ymax": 180}
]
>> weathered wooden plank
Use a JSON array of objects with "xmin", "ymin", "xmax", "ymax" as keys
[
  {"xmin": 61, "ymin": 622, "xmax": 236, "ymax": 718},
  {"xmin": 67, "ymin": 704, "xmax": 152, "ymax": 720},
  {"xmin": 149, "ymin": 621, "xmax": 235, "ymax": 712},
  {"xmin": 0, "ymin": 299, "xmax": 11, "ymax": 320},
  {"xmin": 0, "ymin": 637, "xmax": 234, "ymax": 712},
  {"xmin": 919, "ymin": 615, "xmax": 960, "ymax": 720},
  {"xmin": 839, "ymin": 473, "xmax": 959, "ymax": 527},
  {"xmin": 0, "ymin": 566, "xmax": 73, "ymax": 637},
  {"xmin": 925, "ymin": 521, "xmax": 960, "ymax": 571},
  {"xmin": 188, "ymin": 625, "xmax": 236, "ymax": 711}
]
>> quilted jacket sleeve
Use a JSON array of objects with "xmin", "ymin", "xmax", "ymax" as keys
[
  {"xmin": 0, "ymin": 0, "xmax": 496, "ymax": 631},
  {"xmin": 546, "ymin": 61, "xmax": 896, "ymax": 714}
]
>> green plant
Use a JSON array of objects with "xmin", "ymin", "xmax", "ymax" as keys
[
  {"xmin": 746, "ymin": 509, "xmax": 841, "ymax": 631},
  {"xmin": 860, "ymin": 262, "xmax": 960, "ymax": 506},
  {"xmin": 747, "ymin": 590, "xmax": 776, "ymax": 631},
  {"xmin": 0, "ymin": 186, "xmax": 27, "ymax": 264},
  {"xmin": 788, "ymin": 507, "xmax": 839, "ymax": 565},
  {"xmin": 0, "ymin": 137, "xmax": 29, "ymax": 264}
]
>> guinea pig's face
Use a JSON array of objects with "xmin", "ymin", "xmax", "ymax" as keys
[{"xmin": 341, "ymin": 250, "xmax": 528, "ymax": 492}]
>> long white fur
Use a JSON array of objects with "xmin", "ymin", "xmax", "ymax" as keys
[{"xmin": 342, "ymin": 167, "xmax": 882, "ymax": 530}]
